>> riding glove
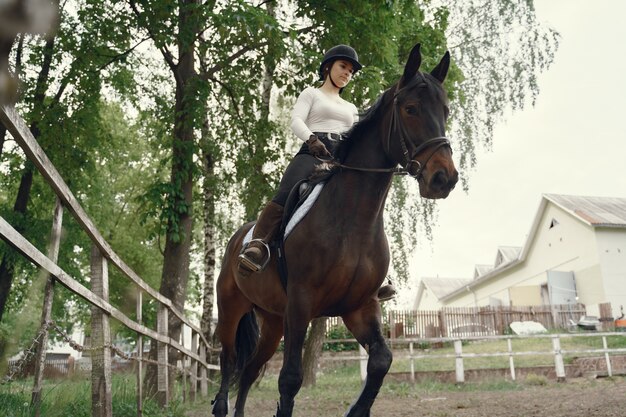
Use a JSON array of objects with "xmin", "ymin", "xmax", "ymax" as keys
[{"xmin": 306, "ymin": 135, "xmax": 331, "ymax": 157}]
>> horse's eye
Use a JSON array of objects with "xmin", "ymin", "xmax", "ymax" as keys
[{"xmin": 405, "ymin": 105, "xmax": 418, "ymax": 116}]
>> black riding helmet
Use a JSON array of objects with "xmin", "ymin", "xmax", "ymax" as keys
[{"xmin": 318, "ymin": 44, "xmax": 363, "ymax": 81}]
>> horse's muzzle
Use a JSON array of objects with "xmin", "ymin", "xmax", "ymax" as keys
[{"xmin": 421, "ymin": 168, "xmax": 458, "ymax": 199}]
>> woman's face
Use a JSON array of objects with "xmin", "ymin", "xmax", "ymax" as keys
[{"xmin": 328, "ymin": 59, "xmax": 354, "ymax": 88}]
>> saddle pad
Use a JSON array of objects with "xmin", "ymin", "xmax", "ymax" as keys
[{"xmin": 243, "ymin": 182, "xmax": 325, "ymax": 245}]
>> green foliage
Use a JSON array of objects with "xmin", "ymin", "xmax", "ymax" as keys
[
  {"xmin": 438, "ymin": 0, "xmax": 560, "ymax": 180},
  {"xmin": 0, "ymin": 0, "xmax": 162, "ymax": 347},
  {"xmin": 323, "ymin": 324, "xmax": 359, "ymax": 352}
]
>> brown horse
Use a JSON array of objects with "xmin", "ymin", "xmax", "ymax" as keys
[{"xmin": 212, "ymin": 43, "xmax": 458, "ymax": 417}]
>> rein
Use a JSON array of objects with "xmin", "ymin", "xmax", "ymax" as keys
[{"xmin": 331, "ymin": 73, "xmax": 451, "ymax": 179}]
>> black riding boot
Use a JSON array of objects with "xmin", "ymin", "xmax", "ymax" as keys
[{"xmin": 238, "ymin": 201, "xmax": 284, "ymax": 273}]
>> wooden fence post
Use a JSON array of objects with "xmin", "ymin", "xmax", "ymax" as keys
[
  {"xmin": 157, "ymin": 305, "xmax": 169, "ymax": 407},
  {"xmin": 32, "ymin": 198, "xmax": 63, "ymax": 415},
  {"xmin": 454, "ymin": 340, "xmax": 464, "ymax": 383},
  {"xmin": 180, "ymin": 327, "xmax": 186, "ymax": 404},
  {"xmin": 409, "ymin": 342, "xmax": 415, "ymax": 383},
  {"xmin": 90, "ymin": 244, "xmax": 112, "ymax": 417},
  {"xmin": 439, "ymin": 309, "xmax": 447, "ymax": 337},
  {"xmin": 551, "ymin": 335, "xmax": 566, "ymax": 382},
  {"xmin": 199, "ymin": 344, "xmax": 208, "ymax": 397},
  {"xmin": 359, "ymin": 345, "xmax": 367, "ymax": 382},
  {"xmin": 507, "ymin": 337, "xmax": 516, "ymax": 381},
  {"xmin": 136, "ymin": 289, "xmax": 143, "ymax": 417},
  {"xmin": 190, "ymin": 332, "xmax": 198, "ymax": 402},
  {"xmin": 603, "ymin": 336, "xmax": 612, "ymax": 377}
]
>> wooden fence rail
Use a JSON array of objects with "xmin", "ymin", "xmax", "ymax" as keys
[
  {"xmin": 323, "ymin": 332, "xmax": 626, "ymax": 384},
  {"xmin": 0, "ymin": 104, "xmax": 218, "ymax": 417}
]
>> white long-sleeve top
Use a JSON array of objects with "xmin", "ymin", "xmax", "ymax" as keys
[{"xmin": 290, "ymin": 87, "xmax": 359, "ymax": 141}]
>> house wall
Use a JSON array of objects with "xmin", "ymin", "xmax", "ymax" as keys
[
  {"xmin": 415, "ymin": 286, "xmax": 444, "ymax": 310},
  {"xmin": 443, "ymin": 202, "xmax": 603, "ymax": 308},
  {"xmin": 596, "ymin": 228, "xmax": 626, "ymax": 318},
  {"xmin": 509, "ymin": 285, "xmax": 542, "ymax": 305}
]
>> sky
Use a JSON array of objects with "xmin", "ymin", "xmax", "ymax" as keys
[{"xmin": 398, "ymin": 0, "xmax": 626, "ymax": 308}]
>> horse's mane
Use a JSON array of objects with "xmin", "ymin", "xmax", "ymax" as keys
[{"xmin": 333, "ymin": 88, "xmax": 392, "ymax": 163}]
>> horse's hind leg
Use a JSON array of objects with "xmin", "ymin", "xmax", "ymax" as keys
[
  {"xmin": 233, "ymin": 310, "xmax": 284, "ymax": 417},
  {"xmin": 341, "ymin": 302, "xmax": 392, "ymax": 417}
]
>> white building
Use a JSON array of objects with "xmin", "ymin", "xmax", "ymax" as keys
[{"xmin": 415, "ymin": 194, "xmax": 626, "ymax": 319}]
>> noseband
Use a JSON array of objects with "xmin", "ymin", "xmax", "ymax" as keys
[{"xmin": 331, "ymin": 73, "xmax": 451, "ymax": 179}]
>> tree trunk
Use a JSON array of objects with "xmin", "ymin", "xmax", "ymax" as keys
[
  {"xmin": 302, "ymin": 317, "xmax": 327, "ymax": 387},
  {"xmin": 143, "ymin": 0, "xmax": 199, "ymax": 398},
  {"xmin": 199, "ymin": 113, "xmax": 217, "ymax": 356}
]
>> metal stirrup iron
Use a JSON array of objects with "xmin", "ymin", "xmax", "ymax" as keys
[{"xmin": 239, "ymin": 238, "xmax": 272, "ymax": 272}]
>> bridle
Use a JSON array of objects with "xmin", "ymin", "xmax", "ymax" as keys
[{"xmin": 333, "ymin": 73, "xmax": 451, "ymax": 180}]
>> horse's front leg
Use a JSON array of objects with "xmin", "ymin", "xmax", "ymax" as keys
[
  {"xmin": 274, "ymin": 299, "xmax": 311, "ymax": 417},
  {"xmin": 342, "ymin": 301, "xmax": 392, "ymax": 417}
]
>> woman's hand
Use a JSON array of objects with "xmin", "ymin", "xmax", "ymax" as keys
[{"xmin": 306, "ymin": 135, "xmax": 331, "ymax": 157}]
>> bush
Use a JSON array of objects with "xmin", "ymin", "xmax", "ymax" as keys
[
  {"xmin": 524, "ymin": 373, "xmax": 548, "ymax": 386},
  {"xmin": 323, "ymin": 325, "xmax": 359, "ymax": 352}
]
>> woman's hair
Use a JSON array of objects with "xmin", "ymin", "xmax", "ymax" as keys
[
  {"xmin": 320, "ymin": 62, "xmax": 332, "ymax": 83},
  {"xmin": 320, "ymin": 60, "xmax": 346, "ymax": 93}
]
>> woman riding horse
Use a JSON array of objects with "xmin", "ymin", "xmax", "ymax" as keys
[
  {"xmin": 212, "ymin": 43, "xmax": 458, "ymax": 417},
  {"xmin": 238, "ymin": 44, "xmax": 397, "ymax": 301}
]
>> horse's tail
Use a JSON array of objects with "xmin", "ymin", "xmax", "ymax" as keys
[{"xmin": 232, "ymin": 309, "xmax": 260, "ymax": 388}]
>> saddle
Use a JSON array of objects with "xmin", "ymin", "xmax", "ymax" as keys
[{"xmin": 273, "ymin": 179, "xmax": 317, "ymax": 292}]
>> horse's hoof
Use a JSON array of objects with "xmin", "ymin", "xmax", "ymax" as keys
[
  {"xmin": 274, "ymin": 400, "xmax": 294, "ymax": 417},
  {"xmin": 211, "ymin": 396, "xmax": 229, "ymax": 417}
]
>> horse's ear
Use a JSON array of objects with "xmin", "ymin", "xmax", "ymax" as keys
[
  {"xmin": 401, "ymin": 43, "xmax": 422, "ymax": 85},
  {"xmin": 430, "ymin": 51, "xmax": 450, "ymax": 83}
]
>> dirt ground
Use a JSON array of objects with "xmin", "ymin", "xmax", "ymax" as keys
[{"xmin": 188, "ymin": 376, "xmax": 626, "ymax": 417}]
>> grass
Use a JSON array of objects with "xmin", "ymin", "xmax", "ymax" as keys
[
  {"xmin": 218, "ymin": 362, "xmax": 527, "ymax": 413},
  {"xmin": 0, "ymin": 373, "xmax": 188, "ymax": 417}
]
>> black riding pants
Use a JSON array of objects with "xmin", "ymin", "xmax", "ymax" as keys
[{"xmin": 271, "ymin": 136, "xmax": 337, "ymax": 206}]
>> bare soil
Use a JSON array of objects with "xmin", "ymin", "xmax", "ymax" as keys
[{"xmin": 188, "ymin": 377, "xmax": 626, "ymax": 417}]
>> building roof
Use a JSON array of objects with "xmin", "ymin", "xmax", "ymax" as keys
[
  {"xmin": 494, "ymin": 246, "xmax": 522, "ymax": 267},
  {"xmin": 422, "ymin": 277, "xmax": 473, "ymax": 299},
  {"xmin": 544, "ymin": 194, "xmax": 626, "ymax": 228},
  {"xmin": 473, "ymin": 264, "xmax": 493, "ymax": 279}
]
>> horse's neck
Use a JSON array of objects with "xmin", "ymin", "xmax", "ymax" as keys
[{"xmin": 327, "ymin": 126, "xmax": 395, "ymax": 226}]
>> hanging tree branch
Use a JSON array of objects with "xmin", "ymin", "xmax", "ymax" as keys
[{"xmin": 127, "ymin": 0, "xmax": 177, "ymax": 74}]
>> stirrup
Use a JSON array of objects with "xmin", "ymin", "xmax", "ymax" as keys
[{"xmin": 238, "ymin": 239, "xmax": 271, "ymax": 272}]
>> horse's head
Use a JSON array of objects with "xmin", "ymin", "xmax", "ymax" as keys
[{"xmin": 387, "ymin": 43, "xmax": 458, "ymax": 199}]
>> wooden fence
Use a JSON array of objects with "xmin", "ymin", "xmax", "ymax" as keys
[
  {"xmin": 325, "ymin": 332, "xmax": 626, "ymax": 384},
  {"xmin": 0, "ymin": 104, "xmax": 217, "ymax": 417},
  {"xmin": 327, "ymin": 304, "xmax": 596, "ymax": 339}
]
